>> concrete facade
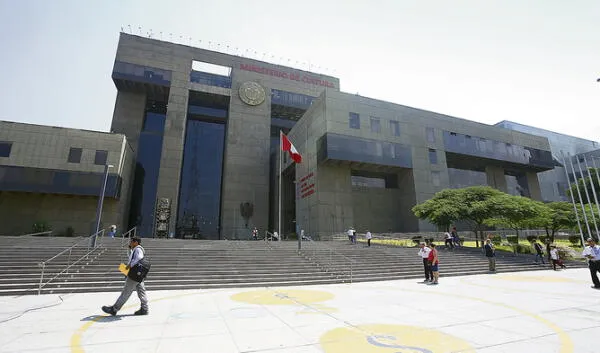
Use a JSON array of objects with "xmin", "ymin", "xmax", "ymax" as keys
[
  {"xmin": 495, "ymin": 120, "xmax": 599, "ymax": 202},
  {"xmin": 110, "ymin": 33, "xmax": 338, "ymax": 238},
  {"xmin": 287, "ymin": 90, "xmax": 554, "ymax": 238},
  {"xmin": 0, "ymin": 121, "xmax": 134, "ymax": 235}
]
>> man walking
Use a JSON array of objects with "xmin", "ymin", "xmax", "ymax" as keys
[
  {"xmin": 365, "ymin": 230, "xmax": 372, "ymax": 247},
  {"xmin": 418, "ymin": 242, "xmax": 432, "ymax": 282},
  {"xmin": 582, "ymin": 238, "xmax": 600, "ymax": 289},
  {"xmin": 484, "ymin": 239, "xmax": 496, "ymax": 272},
  {"xmin": 102, "ymin": 236, "xmax": 149, "ymax": 316},
  {"xmin": 533, "ymin": 240, "xmax": 545, "ymax": 265}
]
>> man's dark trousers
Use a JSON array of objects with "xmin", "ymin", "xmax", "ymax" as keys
[
  {"xmin": 590, "ymin": 260, "xmax": 600, "ymax": 288},
  {"xmin": 423, "ymin": 258, "xmax": 432, "ymax": 281}
]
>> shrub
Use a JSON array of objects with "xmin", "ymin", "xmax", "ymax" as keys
[
  {"xmin": 568, "ymin": 235, "xmax": 581, "ymax": 246},
  {"xmin": 491, "ymin": 235, "xmax": 502, "ymax": 245},
  {"xmin": 526, "ymin": 235, "xmax": 538, "ymax": 243},
  {"xmin": 411, "ymin": 236, "xmax": 421, "ymax": 245},
  {"xmin": 506, "ymin": 235, "xmax": 519, "ymax": 244},
  {"xmin": 538, "ymin": 236, "xmax": 548, "ymax": 243},
  {"xmin": 514, "ymin": 244, "xmax": 533, "ymax": 254},
  {"xmin": 32, "ymin": 221, "xmax": 52, "ymax": 234}
]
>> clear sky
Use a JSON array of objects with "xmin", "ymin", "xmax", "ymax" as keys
[{"xmin": 0, "ymin": 0, "xmax": 598, "ymax": 141}]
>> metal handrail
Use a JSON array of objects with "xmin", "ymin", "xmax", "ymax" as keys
[
  {"xmin": 120, "ymin": 227, "xmax": 137, "ymax": 263},
  {"xmin": 16, "ymin": 231, "xmax": 53, "ymax": 237},
  {"xmin": 299, "ymin": 238, "xmax": 355, "ymax": 283},
  {"xmin": 37, "ymin": 229, "xmax": 105, "ymax": 295}
]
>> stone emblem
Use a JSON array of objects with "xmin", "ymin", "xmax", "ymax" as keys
[{"xmin": 239, "ymin": 81, "xmax": 266, "ymax": 106}]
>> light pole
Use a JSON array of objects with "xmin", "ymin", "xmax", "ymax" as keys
[{"xmin": 91, "ymin": 164, "xmax": 114, "ymax": 248}]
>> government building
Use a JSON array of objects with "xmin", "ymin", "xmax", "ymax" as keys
[{"xmin": 0, "ymin": 33, "xmax": 594, "ymax": 239}]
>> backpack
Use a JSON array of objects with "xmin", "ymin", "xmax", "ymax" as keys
[{"xmin": 127, "ymin": 247, "xmax": 151, "ymax": 282}]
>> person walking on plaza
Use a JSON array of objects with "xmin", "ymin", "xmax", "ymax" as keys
[
  {"xmin": 451, "ymin": 227, "xmax": 460, "ymax": 248},
  {"xmin": 418, "ymin": 242, "xmax": 432, "ymax": 282},
  {"xmin": 347, "ymin": 227, "xmax": 354, "ymax": 243},
  {"xmin": 582, "ymin": 238, "xmax": 600, "ymax": 289},
  {"xmin": 252, "ymin": 227, "xmax": 258, "ymax": 240},
  {"xmin": 484, "ymin": 239, "xmax": 496, "ymax": 272},
  {"xmin": 444, "ymin": 231, "xmax": 454, "ymax": 249},
  {"xmin": 428, "ymin": 243, "xmax": 440, "ymax": 285},
  {"xmin": 533, "ymin": 240, "xmax": 545, "ymax": 265},
  {"xmin": 365, "ymin": 230, "xmax": 372, "ymax": 247},
  {"xmin": 102, "ymin": 236, "xmax": 149, "ymax": 316},
  {"xmin": 550, "ymin": 245, "xmax": 566, "ymax": 270}
]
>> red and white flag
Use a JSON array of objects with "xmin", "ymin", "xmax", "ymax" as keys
[{"xmin": 280, "ymin": 132, "xmax": 302, "ymax": 163}]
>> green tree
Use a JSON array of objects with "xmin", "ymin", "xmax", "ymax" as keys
[
  {"xmin": 568, "ymin": 168, "xmax": 600, "ymax": 204},
  {"xmin": 485, "ymin": 196, "xmax": 548, "ymax": 241},
  {"xmin": 459, "ymin": 186, "xmax": 511, "ymax": 247},
  {"xmin": 529, "ymin": 202, "xmax": 577, "ymax": 243},
  {"xmin": 412, "ymin": 189, "xmax": 463, "ymax": 232}
]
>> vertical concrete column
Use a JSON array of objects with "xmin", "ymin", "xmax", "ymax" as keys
[
  {"xmin": 155, "ymin": 66, "xmax": 191, "ymax": 237},
  {"xmin": 220, "ymin": 78, "xmax": 271, "ymax": 239},
  {"xmin": 526, "ymin": 172, "xmax": 542, "ymax": 201},
  {"xmin": 315, "ymin": 165, "xmax": 354, "ymax": 240},
  {"xmin": 485, "ymin": 166, "xmax": 508, "ymax": 193},
  {"xmin": 109, "ymin": 91, "xmax": 146, "ymax": 152}
]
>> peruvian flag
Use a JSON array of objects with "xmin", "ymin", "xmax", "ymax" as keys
[{"xmin": 281, "ymin": 131, "xmax": 302, "ymax": 163}]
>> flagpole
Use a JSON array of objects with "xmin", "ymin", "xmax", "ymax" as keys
[
  {"xmin": 584, "ymin": 154, "xmax": 600, "ymax": 238},
  {"xmin": 569, "ymin": 153, "xmax": 592, "ymax": 238},
  {"xmin": 562, "ymin": 153, "xmax": 584, "ymax": 245},
  {"xmin": 279, "ymin": 130, "xmax": 283, "ymax": 241},
  {"xmin": 577, "ymin": 154, "xmax": 599, "ymax": 238}
]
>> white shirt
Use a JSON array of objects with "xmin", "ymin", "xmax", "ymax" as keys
[
  {"xmin": 129, "ymin": 245, "xmax": 144, "ymax": 267},
  {"xmin": 445, "ymin": 232, "xmax": 452, "ymax": 240},
  {"xmin": 366, "ymin": 231, "xmax": 372, "ymax": 239},
  {"xmin": 348, "ymin": 229, "xmax": 354, "ymax": 236},
  {"xmin": 550, "ymin": 248, "xmax": 559, "ymax": 260},
  {"xmin": 582, "ymin": 245, "xmax": 600, "ymax": 260},
  {"xmin": 418, "ymin": 247, "xmax": 431, "ymax": 258}
]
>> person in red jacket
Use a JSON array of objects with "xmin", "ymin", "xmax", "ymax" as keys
[{"xmin": 428, "ymin": 243, "xmax": 439, "ymax": 285}]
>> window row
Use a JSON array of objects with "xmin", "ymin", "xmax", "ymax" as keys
[
  {"xmin": 0, "ymin": 142, "xmax": 107, "ymax": 165},
  {"xmin": 348, "ymin": 113, "xmax": 401, "ymax": 136},
  {"xmin": 68, "ymin": 148, "xmax": 108, "ymax": 165}
]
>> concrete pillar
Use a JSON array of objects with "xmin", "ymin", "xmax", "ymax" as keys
[
  {"xmin": 485, "ymin": 166, "xmax": 507, "ymax": 193},
  {"xmin": 155, "ymin": 67, "xmax": 191, "ymax": 237},
  {"xmin": 109, "ymin": 91, "xmax": 146, "ymax": 153},
  {"xmin": 526, "ymin": 172, "xmax": 542, "ymax": 201},
  {"xmin": 220, "ymin": 78, "xmax": 271, "ymax": 239}
]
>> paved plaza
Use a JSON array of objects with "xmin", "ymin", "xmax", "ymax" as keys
[{"xmin": 1, "ymin": 268, "xmax": 599, "ymax": 353}]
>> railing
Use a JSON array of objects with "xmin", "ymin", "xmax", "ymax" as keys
[
  {"xmin": 120, "ymin": 227, "xmax": 137, "ymax": 263},
  {"xmin": 16, "ymin": 231, "xmax": 53, "ymax": 237},
  {"xmin": 298, "ymin": 238, "xmax": 355, "ymax": 283},
  {"xmin": 37, "ymin": 229, "xmax": 106, "ymax": 295}
]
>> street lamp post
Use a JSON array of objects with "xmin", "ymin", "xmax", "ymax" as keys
[{"xmin": 91, "ymin": 164, "xmax": 114, "ymax": 248}]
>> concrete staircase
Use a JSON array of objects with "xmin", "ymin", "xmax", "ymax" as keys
[{"xmin": 0, "ymin": 236, "xmax": 587, "ymax": 296}]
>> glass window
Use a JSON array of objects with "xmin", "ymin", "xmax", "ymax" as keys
[
  {"xmin": 129, "ymin": 112, "xmax": 166, "ymax": 237},
  {"xmin": 426, "ymin": 127, "xmax": 435, "ymax": 143},
  {"xmin": 370, "ymin": 117, "xmax": 381, "ymax": 133},
  {"xmin": 0, "ymin": 142, "xmax": 12, "ymax": 157},
  {"xmin": 431, "ymin": 171, "xmax": 441, "ymax": 187},
  {"xmin": 143, "ymin": 113, "xmax": 167, "ymax": 132},
  {"xmin": 352, "ymin": 175, "xmax": 385, "ymax": 188},
  {"xmin": 390, "ymin": 120, "xmax": 400, "ymax": 136},
  {"xmin": 94, "ymin": 150, "xmax": 108, "ymax": 165},
  {"xmin": 177, "ymin": 119, "xmax": 226, "ymax": 240},
  {"xmin": 349, "ymin": 112, "xmax": 360, "ymax": 129},
  {"xmin": 428, "ymin": 148, "xmax": 438, "ymax": 164},
  {"xmin": 68, "ymin": 148, "xmax": 82, "ymax": 163}
]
